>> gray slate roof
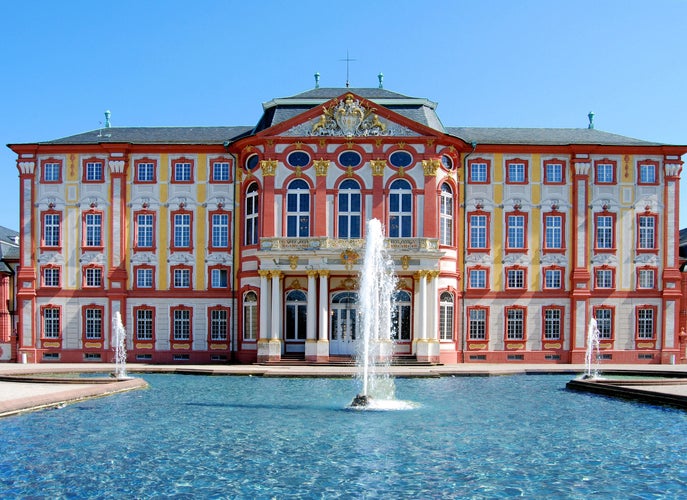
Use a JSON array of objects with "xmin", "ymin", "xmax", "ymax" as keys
[
  {"xmin": 0, "ymin": 225, "xmax": 19, "ymax": 265},
  {"xmin": 447, "ymin": 127, "xmax": 661, "ymax": 146},
  {"xmin": 254, "ymin": 87, "xmax": 445, "ymax": 133},
  {"xmin": 38, "ymin": 127, "xmax": 253, "ymax": 145}
]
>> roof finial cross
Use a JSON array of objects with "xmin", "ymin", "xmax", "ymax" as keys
[{"xmin": 340, "ymin": 50, "xmax": 356, "ymax": 88}]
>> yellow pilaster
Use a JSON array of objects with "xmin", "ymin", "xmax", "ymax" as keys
[
  {"xmin": 158, "ymin": 154, "xmax": 169, "ymax": 289},
  {"xmin": 196, "ymin": 156, "xmax": 207, "ymax": 289},
  {"xmin": 530, "ymin": 154, "xmax": 541, "ymax": 290},
  {"xmin": 492, "ymin": 154, "xmax": 503, "ymax": 289}
]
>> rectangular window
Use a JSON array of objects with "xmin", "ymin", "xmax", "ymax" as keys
[
  {"xmin": 210, "ymin": 309, "xmax": 228, "ymax": 341},
  {"xmin": 469, "ymin": 269, "xmax": 487, "ymax": 289},
  {"xmin": 43, "ymin": 308, "xmax": 60, "ymax": 338},
  {"xmin": 595, "ymin": 268, "xmax": 613, "ymax": 289},
  {"xmin": 468, "ymin": 308, "xmax": 487, "ymax": 340},
  {"xmin": 637, "ymin": 308, "xmax": 655, "ymax": 339},
  {"xmin": 136, "ymin": 162, "xmax": 155, "ymax": 182},
  {"xmin": 173, "ymin": 309, "xmax": 191, "ymax": 340},
  {"xmin": 173, "ymin": 213, "xmax": 191, "ymax": 248},
  {"xmin": 43, "ymin": 162, "xmax": 61, "ymax": 182},
  {"xmin": 211, "ymin": 213, "xmax": 229, "ymax": 248},
  {"xmin": 469, "ymin": 162, "xmax": 489, "ymax": 183},
  {"xmin": 469, "ymin": 214, "xmax": 488, "ymax": 249},
  {"xmin": 506, "ymin": 214, "xmax": 525, "ymax": 249},
  {"xmin": 136, "ymin": 213, "xmax": 154, "ymax": 249},
  {"xmin": 544, "ymin": 161, "xmax": 564, "ymax": 184},
  {"xmin": 43, "ymin": 267, "xmax": 60, "ymax": 287},
  {"xmin": 544, "ymin": 215, "xmax": 562, "ymax": 249},
  {"xmin": 136, "ymin": 267, "xmax": 153, "ymax": 288},
  {"xmin": 84, "ymin": 308, "xmax": 103, "ymax": 339},
  {"xmin": 638, "ymin": 162, "xmax": 657, "ymax": 184},
  {"xmin": 506, "ymin": 268, "xmax": 525, "ymax": 289},
  {"xmin": 595, "ymin": 163, "xmax": 615, "ymax": 184},
  {"xmin": 85, "ymin": 161, "xmax": 103, "ymax": 181},
  {"xmin": 544, "ymin": 269, "xmax": 562, "ymax": 289},
  {"xmin": 173, "ymin": 268, "xmax": 191, "ymax": 288},
  {"xmin": 595, "ymin": 215, "xmax": 614, "ymax": 250},
  {"xmin": 596, "ymin": 309, "xmax": 613, "ymax": 339},
  {"xmin": 543, "ymin": 308, "xmax": 562, "ymax": 340},
  {"xmin": 173, "ymin": 162, "xmax": 192, "ymax": 182},
  {"xmin": 84, "ymin": 213, "xmax": 102, "ymax": 247},
  {"xmin": 84, "ymin": 267, "xmax": 102, "ymax": 287},
  {"xmin": 506, "ymin": 308, "xmax": 525, "ymax": 340},
  {"xmin": 211, "ymin": 268, "xmax": 228, "ymax": 288},
  {"xmin": 136, "ymin": 309, "xmax": 154, "ymax": 340},
  {"xmin": 638, "ymin": 268, "xmax": 655, "ymax": 289},
  {"xmin": 212, "ymin": 162, "xmax": 230, "ymax": 182},
  {"xmin": 638, "ymin": 215, "xmax": 656, "ymax": 250},
  {"xmin": 506, "ymin": 161, "xmax": 526, "ymax": 183},
  {"xmin": 43, "ymin": 213, "xmax": 61, "ymax": 247}
]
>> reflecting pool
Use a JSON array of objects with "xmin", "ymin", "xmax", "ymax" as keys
[{"xmin": 2, "ymin": 374, "xmax": 687, "ymax": 498}]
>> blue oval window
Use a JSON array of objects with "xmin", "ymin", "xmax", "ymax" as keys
[
  {"xmin": 441, "ymin": 155, "xmax": 454, "ymax": 170},
  {"xmin": 389, "ymin": 151, "xmax": 413, "ymax": 168},
  {"xmin": 246, "ymin": 154, "xmax": 259, "ymax": 171},
  {"xmin": 287, "ymin": 151, "xmax": 310, "ymax": 167},
  {"xmin": 339, "ymin": 150, "xmax": 362, "ymax": 167}
]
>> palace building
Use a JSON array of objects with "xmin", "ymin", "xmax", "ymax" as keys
[{"xmin": 7, "ymin": 85, "xmax": 687, "ymax": 365}]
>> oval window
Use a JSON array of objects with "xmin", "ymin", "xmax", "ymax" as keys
[
  {"xmin": 245, "ymin": 154, "xmax": 259, "ymax": 171},
  {"xmin": 389, "ymin": 151, "xmax": 413, "ymax": 168},
  {"xmin": 441, "ymin": 155, "xmax": 454, "ymax": 170},
  {"xmin": 287, "ymin": 151, "xmax": 310, "ymax": 167},
  {"xmin": 339, "ymin": 150, "xmax": 362, "ymax": 167}
]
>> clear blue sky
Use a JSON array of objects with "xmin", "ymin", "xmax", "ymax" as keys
[{"xmin": 2, "ymin": 0, "xmax": 686, "ymax": 231}]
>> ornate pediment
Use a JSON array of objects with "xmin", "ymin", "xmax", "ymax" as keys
[{"xmin": 283, "ymin": 94, "xmax": 416, "ymax": 137}]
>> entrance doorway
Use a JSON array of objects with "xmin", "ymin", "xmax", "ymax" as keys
[{"xmin": 330, "ymin": 292, "xmax": 358, "ymax": 356}]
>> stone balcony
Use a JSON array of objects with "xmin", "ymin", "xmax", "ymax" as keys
[
  {"xmin": 258, "ymin": 237, "xmax": 440, "ymax": 254},
  {"xmin": 256, "ymin": 237, "xmax": 444, "ymax": 272}
]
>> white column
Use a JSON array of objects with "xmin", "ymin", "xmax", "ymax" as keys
[
  {"xmin": 428, "ymin": 271, "xmax": 439, "ymax": 340},
  {"xmin": 258, "ymin": 270, "xmax": 270, "ymax": 340},
  {"xmin": 318, "ymin": 271, "xmax": 330, "ymax": 342},
  {"xmin": 270, "ymin": 271, "xmax": 282, "ymax": 340},
  {"xmin": 419, "ymin": 272, "xmax": 428, "ymax": 340},
  {"xmin": 306, "ymin": 271, "xmax": 317, "ymax": 341}
]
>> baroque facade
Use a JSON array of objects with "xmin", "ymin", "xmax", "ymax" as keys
[{"xmin": 7, "ymin": 87, "xmax": 687, "ymax": 364}]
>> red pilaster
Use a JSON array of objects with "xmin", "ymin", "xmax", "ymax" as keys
[
  {"xmin": 261, "ymin": 160, "xmax": 277, "ymax": 237},
  {"xmin": 422, "ymin": 159, "xmax": 440, "ymax": 236},
  {"xmin": 314, "ymin": 162, "xmax": 328, "ymax": 236},
  {"xmin": 371, "ymin": 160, "xmax": 385, "ymax": 222},
  {"xmin": 569, "ymin": 157, "xmax": 591, "ymax": 363}
]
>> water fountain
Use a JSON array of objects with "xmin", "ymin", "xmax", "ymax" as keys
[
  {"xmin": 112, "ymin": 311, "xmax": 129, "ymax": 380},
  {"xmin": 350, "ymin": 218, "xmax": 398, "ymax": 408},
  {"xmin": 583, "ymin": 317, "xmax": 601, "ymax": 379}
]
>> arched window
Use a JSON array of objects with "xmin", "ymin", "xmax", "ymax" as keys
[
  {"xmin": 440, "ymin": 183, "xmax": 453, "ymax": 246},
  {"xmin": 285, "ymin": 290, "xmax": 307, "ymax": 340},
  {"xmin": 338, "ymin": 179, "xmax": 361, "ymax": 238},
  {"xmin": 286, "ymin": 179, "xmax": 310, "ymax": 237},
  {"xmin": 439, "ymin": 292, "xmax": 454, "ymax": 341},
  {"xmin": 392, "ymin": 290, "xmax": 412, "ymax": 341},
  {"xmin": 389, "ymin": 179, "xmax": 412, "ymax": 237},
  {"xmin": 245, "ymin": 182, "xmax": 259, "ymax": 245},
  {"xmin": 243, "ymin": 291, "xmax": 258, "ymax": 341}
]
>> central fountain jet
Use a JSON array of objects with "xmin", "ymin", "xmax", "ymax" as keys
[{"xmin": 350, "ymin": 218, "xmax": 398, "ymax": 408}]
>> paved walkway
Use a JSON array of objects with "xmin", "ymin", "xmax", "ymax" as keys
[{"xmin": 1, "ymin": 362, "xmax": 687, "ymax": 416}]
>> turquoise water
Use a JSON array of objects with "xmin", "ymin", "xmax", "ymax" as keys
[{"xmin": 1, "ymin": 374, "xmax": 687, "ymax": 498}]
